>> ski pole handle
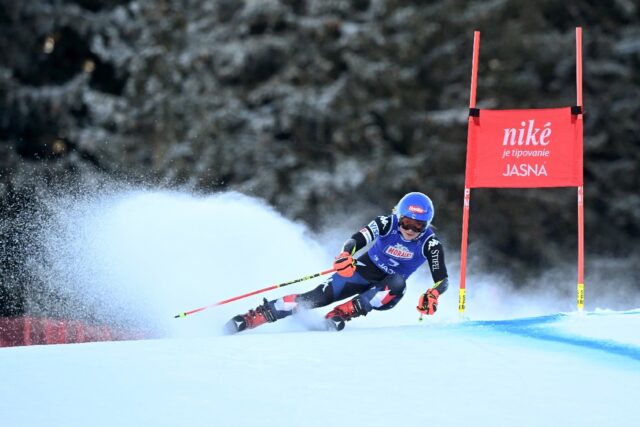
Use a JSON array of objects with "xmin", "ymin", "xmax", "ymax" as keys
[{"xmin": 174, "ymin": 267, "xmax": 337, "ymax": 318}]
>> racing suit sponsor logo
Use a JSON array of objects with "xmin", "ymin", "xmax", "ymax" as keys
[
  {"xmin": 368, "ymin": 220, "xmax": 380, "ymax": 239},
  {"xmin": 372, "ymin": 254, "xmax": 395, "ymax": 274},
  {"xmin": 379, "ymin": 215, "xmax": 389, "ymax": 228},
  {"xmin": 360, "ymin": 227, "xmax": 374, "ymax": 243},
  {"xmin": 430, "ymin": 249, "xmax": 440, "ymax": 270},
  {"xmin": 427, "ymin": 238, "xmax": 440, "ymax": 250},
  {"xmin": 377, "ymin": 263, "xmax": 396, "ymax": 275},
  {"xmin": 384, "ymin": 243, "xmax": 414, "ymax": 260}
]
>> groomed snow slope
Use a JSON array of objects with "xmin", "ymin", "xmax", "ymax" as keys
[
  {"xmin": 2, "ymin": 190, "xmax": 638, "ymax": 426},
  {"xmin": 1, "ymin": 311, "xmax": 639, "ymax": 427}
]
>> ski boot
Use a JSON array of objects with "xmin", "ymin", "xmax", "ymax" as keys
[
  {"xmin": 224, "ymin": 299, "xmax": 277, "ymax": 334},
  {"xmin": 324, "ymin": 298, "xmax": 366, "ymax": 331}
]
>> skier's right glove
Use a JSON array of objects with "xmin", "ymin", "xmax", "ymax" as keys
[{"xmin": 333, "ymin": 251, "xmax": 356, "ymax": 277}]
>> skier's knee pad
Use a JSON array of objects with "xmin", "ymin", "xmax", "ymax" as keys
[
  {"xmin": 371, "ymin": 274, "xmax": 406, "ymax": 311},
  {"xmin": 382, "ymin": 274, "xmax": 406, "ymax": 296}
]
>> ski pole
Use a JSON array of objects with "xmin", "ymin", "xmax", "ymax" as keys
[{"xmin": 174, "ymin": 267, "xmax": 337, "ymax": 318}]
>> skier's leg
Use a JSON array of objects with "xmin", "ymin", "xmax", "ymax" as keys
[
  {"xmin": 358, "ymin": 273, "xmax": 407, "ymax": 313},
  {"xmin": 268, "ymin": 272, "xmax": 370, "ymax": 319},
  {"xmin": 266, "ymin": 284, "xmax": 331, "ymax": 320},
  {"xmin": 225, "ymin": 273, "xmax": 369, "ymax": 334},
  {"xmin": 325, "ymin": 274, "xmax": 406, "ymax": 331}
]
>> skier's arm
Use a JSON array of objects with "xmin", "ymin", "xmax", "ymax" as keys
[
  {"xmin": 417, "ymin": 235, "xmax": 449, "ymax": 315},
  {"xmin": 341, "ymin": 236, "xmax": 365, "ymax": 256},
  {"xmin": 431, "ymin": 277, "xmax": 449, "ymax": 294},
  {"xmin": 422, "ymin": 235, "xmax": 449, "ymax": 293},
  {"xmin": 341, "ymin": 215, "xmax": 393, "ymax": 254}
]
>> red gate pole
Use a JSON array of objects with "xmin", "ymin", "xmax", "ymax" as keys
[
  {"xmin": 459, "ymin": 30, "xmax": 480, "ymax": 317},
  {"xmin": 576, "ymin": 27, "xmax": 585, "ymax": 312}
]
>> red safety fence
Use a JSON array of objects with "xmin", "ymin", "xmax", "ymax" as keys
[{"xmin": 0, "ymin": 317, "xmax": 151, "ymax": 347}]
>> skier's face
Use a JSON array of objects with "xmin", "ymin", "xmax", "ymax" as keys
[
  {"xmin": 399, "ymin": 217, "xmax": 425, "ymax": 240},
  {"xmin": 399, "ymin": 226, "xmax": 420, "ymax": 240}
]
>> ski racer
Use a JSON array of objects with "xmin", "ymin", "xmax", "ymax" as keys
[{"xmin": 225, "ymin": 192, "xmax": 449, "ymax": 333}]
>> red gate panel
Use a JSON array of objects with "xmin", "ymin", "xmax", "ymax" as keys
[{"xmin": 465, "ymin": 108, "xmax": 583, "ymax": 188}]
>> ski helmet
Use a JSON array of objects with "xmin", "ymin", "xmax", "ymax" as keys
[{"xmin": 395, "ymin": 192, "xmax": 434, "ymax": 225}]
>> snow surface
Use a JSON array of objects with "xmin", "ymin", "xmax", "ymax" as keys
[{"xmin": 2, "ymin": 190, "xmax": 639, "ymax": 426}]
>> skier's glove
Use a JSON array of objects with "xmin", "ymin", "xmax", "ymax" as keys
[
  {"xmin": 417, "ymin": 288, "xmax": 440, "ymax": 315},
  {"xmin": 333, "ymin": 251, "xmax": 356, "ymax": 277}
]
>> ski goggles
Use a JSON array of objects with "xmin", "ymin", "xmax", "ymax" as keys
[{"xmin": 399, "ymin": 217, "xmax": 427, "ymax": 233}]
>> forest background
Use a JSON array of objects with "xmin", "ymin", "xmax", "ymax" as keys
[{"xmin": 1, "ymin": 0, "xmax": 638, "ymax": 317}]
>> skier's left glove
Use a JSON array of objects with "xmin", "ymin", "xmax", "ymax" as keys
[
  {"xmin": 333, "ymin": 251, "xmax": 356, "ymax": 277},
  {"xmin": 417, "ymin": 288, "xmax": 440, "ymax": 315}
]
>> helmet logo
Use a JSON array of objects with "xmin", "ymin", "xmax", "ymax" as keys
[{"xmin": 408, "ymin": 205, "xmax": 425, "ymax": 214}]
